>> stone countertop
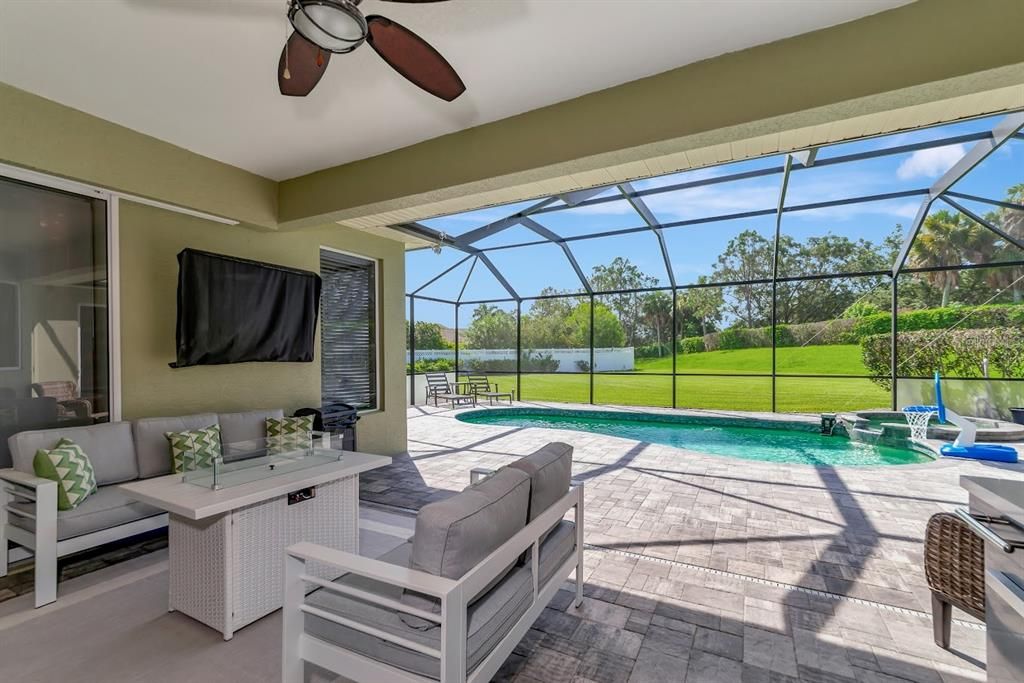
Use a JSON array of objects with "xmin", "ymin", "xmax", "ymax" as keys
[{"xmin": 961, "ymin": 475, "xmax": 1024, "ymax": 524}]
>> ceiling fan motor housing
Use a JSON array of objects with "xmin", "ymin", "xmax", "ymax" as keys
[{"xmin": 288, "ymin": 0, "xmax": 368, "ymax": 54}]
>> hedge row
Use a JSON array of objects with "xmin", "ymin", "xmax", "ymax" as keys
[
  {"xmin": 407, "ymin": 358, "xmax": 454, "ymax": 374},
  {"xmin": 861, "ymin": 327, "xmax": 1024, "ymax": 389},
  {"xmin": 460, "ymin": 352, "xmax": 560, "ymax": 373},
  {"xmin": 693, "ymin": 318, "xmax": 858, "ymax": 352},
  {"xmin": 853, "ymin": 304, "xmax": 1024, "ymax": 339},
  {"xmin": 681, "ymin": 304, "xmax": 1024, "ymax": 354},
  {"xmin": 408, "ymin": 349, "xmax": 564, "ymax": 374}
]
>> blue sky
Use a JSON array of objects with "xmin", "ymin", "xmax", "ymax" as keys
[{"xmin": 408, "ymin": 113, "xmax": 1021, "ymax": 325}]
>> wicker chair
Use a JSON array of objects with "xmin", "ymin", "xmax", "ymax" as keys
[
  {"xmin": 924, "ymin": 512, "xmax": 985, "ymax": 649},
  {"xmin": 31, "ymin": 381, "xmax": 92, "ymax": 418}
]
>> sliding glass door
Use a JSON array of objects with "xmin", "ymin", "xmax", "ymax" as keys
[{"xmin": 0, "ymin": 174, "xmax": 111, "ymax": 467}]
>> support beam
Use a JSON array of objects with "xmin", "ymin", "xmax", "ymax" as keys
[
  {"xmin": 393, "ymin": 222, "xmax": 459, "ymax": 249},
  {"xmin": 770, "ymin": 155, "xmax": 795, "ymax": 413},
  {"xmin": 516, "ymin": 300, "xmax": 522, "ymax": 400},
  {"xmin": 456, "ymin": 257, "xmax": 479, "ymax": 303},
  {"xmin": 618, "ymin": 182, "xmax": 676, "ymax": 289},
  {"xmin": 453, "ymin": 215, "xmax": 521, "ymax": 248},
  {"xmin": 791, "ymin": 147, "xmax": 818, "ymax": 167},
  {"xmin": 892, "ymin": 111, "xmax": 1024, "ymax": 276},
  {"xmin": 402, "ymin": 221, "xmax": 521, "ymax": 301},
  {"xmin": 477, "ymin": 188, "xmax": 929, "ymax": 254},
  {"xmin": 891, "ymin": 276, "xmax": 898, "ymax": 411},
  {"xmin": 557, "ymin": 187, "xmax": 607, "ymax": 207},
  {"xmin": 518, "ymin": 217, "xmax": 592, "ymax": 293},
  {"xmin": 408, "ymin": 296, "xmax": 416, "ymax": 406},
  {"xmin": 589, "ymin": 293, "xmax": 595, "ymax": 405},
  {"xmin": 945, "ymin": 191, "xmax": 1024, "ymax": 213},
  {"xmin": 891, "ymin": 200, "xmax": 933, "ymax": 277},
  {"xmin": 941, "ymin": 196, "xmax": 1024, "ymax": 251},
  {"xmin": 411, "ymin": 253, "xmax": 474, "ymax": 295},
  {"xmin": 477, "ymin": 253, "xmax": 520, "ymax": 301},
  {"xmin": 526, "ymin": 131, "xmax": 989, "ymax": 218},
  {"xmin": 454, "ymin": 198, "xmax": 557, "ymax": 247}
]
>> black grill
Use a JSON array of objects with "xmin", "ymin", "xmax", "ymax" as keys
[{"xmin": 294, "ymin": 402, "xmax": 359, "ymax": 451}]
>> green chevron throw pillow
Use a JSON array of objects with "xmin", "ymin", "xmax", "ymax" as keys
[
  {"xmin": 165, "ymin": 424, "xmax": 222, "ymax": 473},
  {"xmin": 266, "ymin": 415, "xmax": 315, "ymax": 454},
  {"xmin": 33, "ymin": 438, "xmax": 98, "ymax": 511},
  {"xmin": 266, "ymin": 415, "xmax": 314, "ymax": 437}
]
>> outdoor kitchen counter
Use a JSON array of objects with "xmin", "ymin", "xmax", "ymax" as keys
[{"xmin": 960, "ymin": 476, "xmax": 1024, "ymax": 683}]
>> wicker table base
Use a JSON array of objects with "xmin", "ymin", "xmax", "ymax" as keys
[{"xmin": 168, "ymin": 475, "xmax": 359, "ymax": 640}]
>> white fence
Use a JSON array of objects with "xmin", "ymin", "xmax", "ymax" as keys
[{"xmin": 407, "ymin": 347, "xmax": 635, "ymax": 372}]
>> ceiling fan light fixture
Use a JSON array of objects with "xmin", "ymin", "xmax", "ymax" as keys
[{"xmin": 288, "ymin": 0, "xmax": 367, "ymax": 54}]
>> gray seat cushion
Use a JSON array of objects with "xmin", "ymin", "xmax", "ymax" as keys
[
  {"xmin": 304, "ymin": 520, "xmax": 577, "ymax": 680},
  {"xmin": 9, "ymin": 485, "xmax": 165, "ymax": 541},
  {"xmin": 132, "ymin": 413, "xmax": 219, "ymax": 479},
  {"xmin": 509, "ymin": 442, "xmax": 573, "ymax": 542},
  {"xmin": 217, "ymin": 409, "xmax": 283, "ymax": 446},
  {"xmin": 8, "ymin": 422, "xmax": 138, "ymax": 485}
]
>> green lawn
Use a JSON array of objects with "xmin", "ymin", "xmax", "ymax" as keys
[
  {"xmin": 519, "ymin": 373, "xmax": 889, "ymax": 413},
  {"xmin": 516, "ymin": 344, "xmax": 890, "ymax": 413},
  {"xmin": 635, "ymin": 344, "xmax": 870, "ymax": 375}
]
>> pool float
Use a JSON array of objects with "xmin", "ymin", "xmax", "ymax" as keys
[{"xmin": 913, "ymin": 373, "xmax": 1019, "ymax": 463}]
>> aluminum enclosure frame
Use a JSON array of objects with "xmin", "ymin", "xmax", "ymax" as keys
[{"xmin": 405, "ymin": 112, "xmax": 1024, "ymax": 410}]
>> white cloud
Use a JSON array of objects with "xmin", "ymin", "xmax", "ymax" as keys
[{"xmin": 896, "ymin": 144, "xmax": 965, "ymax": 180}]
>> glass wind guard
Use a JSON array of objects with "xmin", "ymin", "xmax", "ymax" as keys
[{"xmin": 181, "ymin": 431, "xmax": 339, "ymax": 490}]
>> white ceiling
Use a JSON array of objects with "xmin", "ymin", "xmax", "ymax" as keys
[{"xmin": 0, "ymin": 0, "xmax": 913, "ymax": 182}]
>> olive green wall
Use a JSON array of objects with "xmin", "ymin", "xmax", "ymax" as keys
[
  {"xmin": 118, "ymin": 201, "xmax": 407, "ymax": 455},
  {"xmin": 0, "ymin": 83, "xmax": 277, "ymax": 229},
  {"xmin": 277, "ymin": 0, "xmax": 1024, "ymax": 228}
]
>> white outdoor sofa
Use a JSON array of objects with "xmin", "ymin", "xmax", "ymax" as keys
[
  {"xmin": 0, "ymin": 408, "xmax": 285, "ymax": 607},
  {"xmin": 282, "ymin": 442, "xmax": 583, "ymax": 683}
]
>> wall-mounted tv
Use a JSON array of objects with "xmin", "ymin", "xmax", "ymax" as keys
[{"xmin": 172, "ymin": 249, "xmax": 322, "ymax": 368}]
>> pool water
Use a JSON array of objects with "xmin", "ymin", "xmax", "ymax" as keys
[{"xmin": 457, "ymin": 409, "xmax": 933, "ymax": 466}]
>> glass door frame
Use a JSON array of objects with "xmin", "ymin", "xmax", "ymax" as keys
[{"xmin": 0, "ymin": 162, "xmax": 121, "ymax": 421}]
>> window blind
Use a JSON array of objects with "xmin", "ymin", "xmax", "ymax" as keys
[{"xmin": 320, "ymin": 249, "xmax": 378, "ymax": 411}]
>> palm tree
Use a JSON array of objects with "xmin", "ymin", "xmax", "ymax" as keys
[
  {"xmin": 908, "ymin": 210, "xmax": 987, "ymax": 306},
  {"xmin": 993, "ymin": 183, "xmax": 1024, "ymax": 301},
  {"xmin": 1003, "ymin": 183, "xmax": 1024, "ymax": 243}
]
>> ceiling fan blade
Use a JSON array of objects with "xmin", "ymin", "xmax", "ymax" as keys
[
  {"xmin": 378, "ymin": 1, "xmax": 452, "ymax": 3},
  {"xmin": 365, "ymin": 15, "xmax": 465, "ymax": 102},
  {"xmin": 278, "ymin": 31, "xmax": 331, "ymax": 97}
]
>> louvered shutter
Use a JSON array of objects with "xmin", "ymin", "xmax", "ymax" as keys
[{"xmin": 320, "ymin": 249, "xmax": 378, "ymax": 411}]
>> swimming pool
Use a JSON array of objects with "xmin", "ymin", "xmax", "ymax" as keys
[{"xmin": 457, "ymin": 408, "xmax": 934, "ymax": 466}]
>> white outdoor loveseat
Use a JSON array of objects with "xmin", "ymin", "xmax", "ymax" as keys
[
  {"xmin": 282, "ymin": 442, "xmax": 583, "ymax": 683},
  {"xmin": 0, "ymin": 408, "xmax": 286, "ymax": 607}
]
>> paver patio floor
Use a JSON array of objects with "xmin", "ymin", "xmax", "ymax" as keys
[{"xmin": 356, "ymin": 402, "xmax": 1024, "ymax": 682}]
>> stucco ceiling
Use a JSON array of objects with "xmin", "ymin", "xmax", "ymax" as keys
[{"xmin": 0, "ymin": 0, "xmax": 912, "ymax": 182}]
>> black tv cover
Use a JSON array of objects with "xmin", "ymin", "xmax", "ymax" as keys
[{"xmin": 172, "ymin": 249, "xmax": 322, "ymax": 368}]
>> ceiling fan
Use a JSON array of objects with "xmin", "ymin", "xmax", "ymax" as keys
[{"xmin": 279, "ymin": 0, "xmax": 465, "ymax": 101}]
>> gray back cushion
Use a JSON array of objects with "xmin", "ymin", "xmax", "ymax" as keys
[
  {"xmin": 401, "ymin": 467, "xmax": 530, "ymax": 627},
  {"xmin": 217, "ymin": 409, "xmax": 283, "ymax": 446},
  {"xmin": 9, "ymin": 422, "xmax": 138, "ymax": 485},
  {"xmin": 132, "ymin": 414, "xmax": 219, "ymax": 479},
  {"xmin": 508, "ymin": 442, "xmax": 573, "ymax": 533},
  {"xmin": 411, "ymin": 467, "xmax": 530, "ymax": 579}
]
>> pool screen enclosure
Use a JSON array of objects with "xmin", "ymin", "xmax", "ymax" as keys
[{"xmin": 404, "ymin": 111, "xmax": 1024, "ymax": 415}]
